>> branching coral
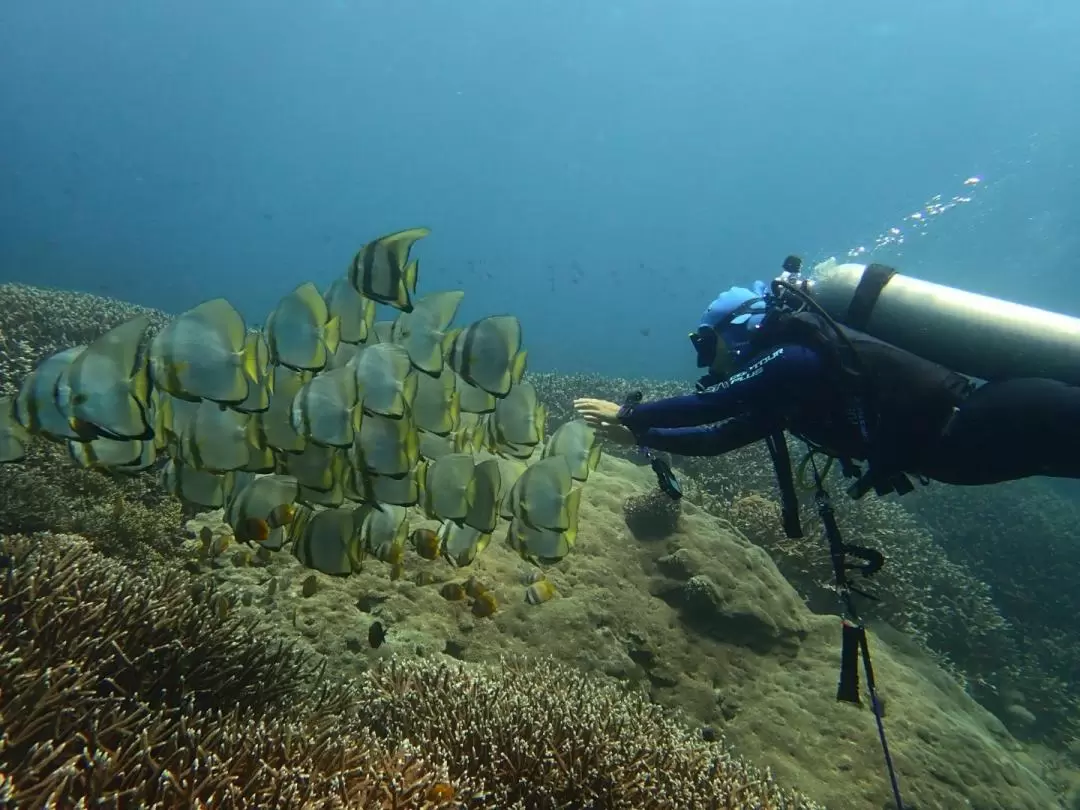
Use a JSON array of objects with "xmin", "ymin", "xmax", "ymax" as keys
[
  {"xmin": 0, "ymin": 439, "xmax": 187, "ymax": 562},
  {"xmin": 0, "ymin": 533, "xmax": 463, "ymax": 808},
  {"xmin": 356, "ymin": 656, "xmax": 822, "ymax": 809}
]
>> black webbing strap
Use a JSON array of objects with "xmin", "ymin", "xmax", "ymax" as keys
[{"xmin": 845, "ymin": 263, "xmax": 897, "ymax": 332}]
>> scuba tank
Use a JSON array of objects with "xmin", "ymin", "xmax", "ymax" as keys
[{"xmin": 788, "ymin": 258, "xmax": 1080, "ymax": 386}]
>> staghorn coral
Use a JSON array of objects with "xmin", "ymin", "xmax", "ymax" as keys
[
  {"xmin": 623, "ymin": 486, "xmax": 682, "ymax": 541},
  {"xmin": 0, "ymin": 438, "xmax": 187, "ymax": 562},
  {"xmin": 0, "ymin": 532, "xmax": 463, "ymax": 808},
  {"xmin": 356, "ymin": 656, "xmax": 822, "ymax": 809},
  {"xmin": 903, "ymin": 479, "xmax": 1080, "ymax": 743}
]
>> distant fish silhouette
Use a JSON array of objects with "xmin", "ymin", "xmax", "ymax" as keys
[{"xmin": 368, "ymin": 620, "xmax": 387, "ymax": 649}]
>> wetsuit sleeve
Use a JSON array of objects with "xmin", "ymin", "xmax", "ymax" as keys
[
  {"xmin": 618, "ymin": 344, "xmax": 826, "ymax": 452},
  {"xmin": 634, "ymin": 414, "xmax": 774, "ymax": 456}
]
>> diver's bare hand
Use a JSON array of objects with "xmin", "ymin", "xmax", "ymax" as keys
[
  {"xmin": 573, "ymin": 398, "xmax": 635, "ymax": 445},
  {"xmin": 573, "ymin": 398, "xmax": 621, "ymax": 423}
]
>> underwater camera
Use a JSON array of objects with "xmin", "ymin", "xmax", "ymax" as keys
[{"xmin": 623, "ymin": 391, "xmax": 683, "ymax": 501}]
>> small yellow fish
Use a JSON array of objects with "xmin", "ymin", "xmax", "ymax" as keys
[
  {"xmin": 411, "ymin": 527, "xmax": 442, "ymax": 560},
  {"xmin": 471, "ymin": 590, "xmax": 498, "ymax": 618},
  {"xmin": 463, "ymin": 576, "xmax": 488, "ymax": 600},
  {"xmin": 525, "ymin": 578, "xmax": 557, "ymax": 605},
  {"xmin": 440, "ymin": 582, "xmax": 467, "ymax": 601}
]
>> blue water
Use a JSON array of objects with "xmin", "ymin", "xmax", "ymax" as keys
[{"xmin": 1, "ymin": 0, "xmax": 1078, "ymax": 377}]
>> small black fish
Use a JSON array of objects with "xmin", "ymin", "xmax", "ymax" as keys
[{"xmin": 368, "ymin": 620, "xmax": 387, "ymax": 649}]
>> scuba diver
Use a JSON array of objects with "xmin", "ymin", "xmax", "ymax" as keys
[
  {"xmin": 574, "ymin": 258, "xmax": 1080, "ymax": 511},
  {"xmin": 574, "ymin": 256, "xmax": 1080, "ymax": 810}
]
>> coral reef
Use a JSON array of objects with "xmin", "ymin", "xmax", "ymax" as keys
[
  {"xmin": 3, "ymin": 291, "xmax": 1077, "ymax": 806},
  {"xmin": 1, "ymin": 531, "xmax": 827, "ymax": 809},
  {"xmin": 0, "ymin": 532, "xmax": 461, "ymax": 808},
  {"xmin": 358, "ymin": 656, "xmax": 821, "ymax": 809},
  {"xmin": 191, "ymin": 454, "xmax": 1064, "ymax": 809},
  {"xmin": 623, "ymin": 486, "xmax": 681, "ymax": 540},
  {"xmin": 904, "ymin": 479, "xmax": 1080, "ymax": 743}
]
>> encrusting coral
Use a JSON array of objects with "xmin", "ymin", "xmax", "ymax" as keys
[{"xmin": 0, "ymin": 532, "xmax": 821, "ymax": 809}]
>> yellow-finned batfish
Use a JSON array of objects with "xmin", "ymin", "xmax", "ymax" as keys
[
  {"xmin": 417, "ymin": 430, "xmax": 457, "ymax": 462},
  {"xmin": 224, "ymin": 473, "xmax": 299, "ymax": 548},
  {"xmin": 160, "ymin": 458, "xmax": 234, "ymax": 510},
  {"xmin": 542, "ymin": 419, "xmax": 601, "ymax": 482},
  {"xmin": 507, "ymin": 455, "xmax": 581, "ymax": 533},
  {"xmin": 440, "ymin": 521, "xmax": 492, "ymax": 568},
  {"xmin": 356, "ymin": 410, "xmax": 420, "ymax": 478},
  {"xmin": 411, "ymin": 367, "xmax": 460, "ymax": 436},
  {"xmin": 185, "ymin": 400, "xmax": 264, "ymax": 473},
  {"xmin": 233, "ymin": 331, "xmax": 273, "ymax": 413},
  {"xmin": 67, "ymin": 316, "xmax": 153, "ymax": 440},
  {"xmin": 297, "ymin": 469, "xmax": 346, "ymax": 509},
  {"xmin": 0, "ymin": 396, "xmax": 31, "ymax": 463},
  {"xmin": 283, "ymin": 442, "xmax": 344, "ymax": 493},
  {"xmin": 447, "ymin": 315, "xmax": 526, "ymax": 398},
  {"xmin": 493, "ymin": 380, "xmax": 545, "ymax": 449},
  {"xmin": 260, "ymin": 365, "xmax": 310, "ymax": 452},
  {"xmin": 369, "ymin": 320, "xmax": 396, "ymax": 344},
  {"xmin": 507, "ymin": 517, "xmax": 577, "ymax": 565},
  {"xmin": 348, "ymin": 227, "xmax": 430, "ymax": 312},
  {"xmin": 348, "ymin": 343, "xmax": 417, "ymax": 418},
  {"xmin": 422, "ymin": 452, "xmax": 475, "ymax": 522},
  {"xmin": 326, "ymin": 340, "xmax": 363, "ymax": 370},
  {"xmin": 455, "ymin": 372, "xmax": 496, "ymax": 414},
  {"xmin": 15, "ymin": 347, "xmax": 87, "ymax": 440},
  {"xmin": 391, "ymin": 291, "xmax": 464, "ymax": 375},
  {"xmin": 463, "ymin": 457, "xmax": 502, "ymax": 534},
  {"xmin": 69, "ymin": 435, "xmax": 154, "ymax": 471},
  {"xmin": 361, "ymin": 503, "xmax": 409, "ymax": 563},
  {"xmin": 361, "ymin": 463, "xmax": 424, "ymax": 507},
  {"xmin": 266, "ymin": 282, "xmax": 341, "ymax": 371},
  {"xmin": 290, "ymin": 366, "xmax": 362, "ymax": 448},
  {"xmin": 293, "ymin": 506, "xmax": 365, "ymax": 576},
  {"xmin": 324, "ymin": 276, "xmax": 376, "ymax": 344},
  {"xmin": 150, "ymin": 298, "xmax": 261, "ymax": 405},
  {"xmin": 497, "ymin": 457, "xmax": 527, "ymax": 519},
  {"xmin": 153, "ymin": 390, "xmax": 198, "ymax": 459}
]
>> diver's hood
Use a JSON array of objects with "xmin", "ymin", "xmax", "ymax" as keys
[{"xmin": 695, "ymin": 282, "xmax": 770, "ymax": 368}]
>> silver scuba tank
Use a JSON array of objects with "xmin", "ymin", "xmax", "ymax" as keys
[{"xmin": 791, "ymin": 258, "xmax": 1080, "ymax": 386}]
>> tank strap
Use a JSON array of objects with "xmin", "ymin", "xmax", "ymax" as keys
[{"xmin": 845, "ymin": 263, "xmax": 897, "ymax": 331}]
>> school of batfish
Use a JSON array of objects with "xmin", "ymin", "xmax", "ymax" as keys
[{"xmin": 0, "ymin": 228, "xmax": 602, "ymax": 610}]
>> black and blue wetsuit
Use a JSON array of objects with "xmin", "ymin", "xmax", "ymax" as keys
[{"xmin": 618, "ymin": 323, "xmax": 1080, "ymax": 490}]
